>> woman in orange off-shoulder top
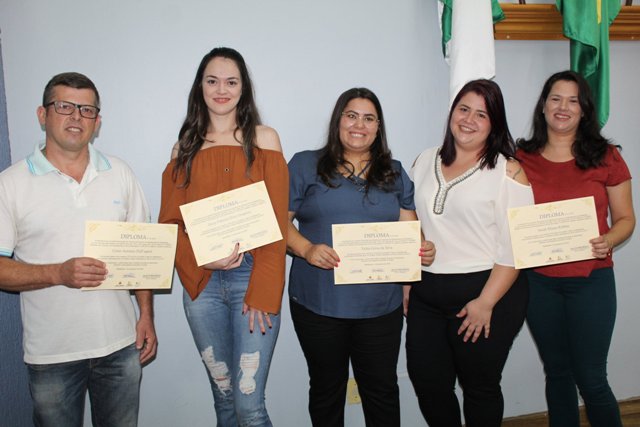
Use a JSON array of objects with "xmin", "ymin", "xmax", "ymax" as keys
[{"xmin": 159, "ymin": 47, "xmax": 287, "ymax": 427}]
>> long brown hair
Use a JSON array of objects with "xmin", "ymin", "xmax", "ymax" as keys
[
  {"xmin": 317, "ymin": 87, "xmax": 398, "ymax": 192},
  {"xmin": 517, "ymin": 70, "xmax": 610, "ymax": 169},
  {"xmin": 173, "ymin": 47, "xmax": 261, "ymax": 186},
  {"xmin": 441, "ymin": 79, "xmax": 515, "ymax": 170}
]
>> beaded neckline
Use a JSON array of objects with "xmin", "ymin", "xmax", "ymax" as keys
[{"xmin": 432, "ymin": 149, "xmax": 480, "ymax": 215}]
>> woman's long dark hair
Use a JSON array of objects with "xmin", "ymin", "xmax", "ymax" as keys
[
  {"xmin": 317, "ymin": 87, "xmax": 398, "ymax": 191},
  {"xmin": 441, "ymin": 79, "xmax": 515, "ymax": 169},
  {"xmin": 173, "ymin": 47, "xmax": 261, "ymax": 186},
  {"xmin": 517, "ymin": 70, "xmax": 610, "ymax": 169}
]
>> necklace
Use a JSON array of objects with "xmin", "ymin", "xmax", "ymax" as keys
[{"xmin": 343, "ymin": 161, "xmax": 371, "ymax": 192}]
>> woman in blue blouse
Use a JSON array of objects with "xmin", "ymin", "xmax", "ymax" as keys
[{"xmin": 287, "ymin": 87, "xmax": 434, "ymax": 427}]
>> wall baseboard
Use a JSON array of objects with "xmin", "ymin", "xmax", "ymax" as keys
[{"xmin": 502, "ymin": 396, "xmax": 640, "ymax": 427}]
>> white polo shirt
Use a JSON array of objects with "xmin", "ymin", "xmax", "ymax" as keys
[{"xmin": 0, "ymin": 143, "xmax": 151, "ymax": 364}]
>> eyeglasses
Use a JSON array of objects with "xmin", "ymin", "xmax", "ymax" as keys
[
  {"xmin": 44, "ymin": 101, "xmax": 100, "ymax": 119},
  {"xmin": 341, "ymin": 111, "xmax": 379, "ymax": 128}
]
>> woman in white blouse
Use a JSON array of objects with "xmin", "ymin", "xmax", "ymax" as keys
[{"xmin": 406, "ymin": 79, "xmax": 534, "ymax": 427}]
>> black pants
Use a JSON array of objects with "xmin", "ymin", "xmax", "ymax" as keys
[
  {"xmin": 406, "ymin": 270, "xmax": 528, "ymax": 427},
  {"xmin": 290, "ymin": 300, "xmax": 403, "ymax": 427}
]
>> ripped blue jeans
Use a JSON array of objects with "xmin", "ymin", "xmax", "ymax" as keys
[{"xmin": 183, "ymin": 254, "xmax": 280, "ymax": 427}]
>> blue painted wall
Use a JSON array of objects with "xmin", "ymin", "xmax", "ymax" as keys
[{"xmin": 0, "ymin": 31, "xmax": 33, "ymax": 427}]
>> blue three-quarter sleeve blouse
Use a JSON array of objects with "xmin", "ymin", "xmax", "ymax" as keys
[{"xmin": 288, "ymin": 150, "xmax": 415, "ymax": 319}]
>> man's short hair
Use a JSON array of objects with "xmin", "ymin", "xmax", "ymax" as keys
[{"xmin": 42, "ymin": 72, "xmax": 101, "ymax": 108}]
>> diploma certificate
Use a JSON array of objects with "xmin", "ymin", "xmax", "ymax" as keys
[
  {"xmin": 508, "ymin": 196, "xmax": 599, "ymax": 269},
  {"xmin": 332, "ymin": 221, "xmax": 421, "ymax": 285},
  {"xmin": 179, "ymin": 181, "xmax": 283, "ymax": 266},
  {"xmin": 84, "ymin": 221, "xmax": 178, "ymax": 290}
]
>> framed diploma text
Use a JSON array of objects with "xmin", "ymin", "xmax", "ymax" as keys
[
  {"xmin": 179, "ymin": 181, "xmax": 283, "ymax": 266},
  {"xmin": 84, "ymin": 221, "xmax": 178, "ymax": 290},
  {"xmin": 508, "ymin": 196, "xmax": 599, "ymax": 269},
  {"xmin": 332, "ymin": 220, "xmax": 421, "ymax": 285}
]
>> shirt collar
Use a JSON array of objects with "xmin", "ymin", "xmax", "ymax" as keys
[{"xmin": 26, "ymin": 142, "xmax": 112, "ymax": 176}]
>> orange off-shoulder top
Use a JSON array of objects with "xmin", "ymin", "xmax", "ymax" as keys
[{"xmin": 159, "ymin": 146, "xmax": 288, "ymax": 314}]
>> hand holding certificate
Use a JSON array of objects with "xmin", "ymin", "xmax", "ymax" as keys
[
  {"xmin": 332, "ymin": 221, "xmax": 421, "ymax": 285},
  {"xmin": 508, "ymin": 196, "xmax": 599, "ymax": 269},
  {"xmin": 84, "ymin": 221, "xmax": 178, "ymax": 290},
  {"xmin": 179, "ymin": 181, "xmax": 283, "ymax": 266}
]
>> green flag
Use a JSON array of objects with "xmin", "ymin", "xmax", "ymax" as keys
[
  {"xmin": 440, "ymin": 0, "xmax": 504, "ymax": 57},
  {"xmin": 556, "ymin": 0, "xmax": 620, "ymax": 127}
]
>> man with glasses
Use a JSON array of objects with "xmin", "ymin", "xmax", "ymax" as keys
[{"xmin": 0, "ymin": 72, "xmax": 156, "ymax": 426}]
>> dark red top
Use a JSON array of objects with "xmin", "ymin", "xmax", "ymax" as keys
[{"xmin": 517, "ymin": 145, "xmax": 631, "ymax": 278}]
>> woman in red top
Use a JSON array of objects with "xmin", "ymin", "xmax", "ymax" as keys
[{"xmin": 517, "ymin": 70, "xmax": 635, "ymax": 427}]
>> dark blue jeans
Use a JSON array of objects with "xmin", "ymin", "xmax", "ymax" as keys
[
  {"xmin": 27, "ymin": 342, "xmax": 141, "ymax": 427},
  {"xmin": 526, "ymin": 268, "xmax": 622, "ymax": 427}
]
